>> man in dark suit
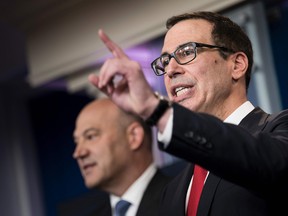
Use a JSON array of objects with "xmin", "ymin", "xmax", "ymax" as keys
[
  {"xmin": 88, "ymin": 10, "xmax": 288, "ymax": 216},
  {"xmin": 71, "ymin": 98, "xmax": 172, "ymax": 216}
]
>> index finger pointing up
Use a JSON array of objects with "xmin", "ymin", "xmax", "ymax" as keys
[{"xmin": 98, "ymin": 29, "xmax": 127, "ymax": 59}]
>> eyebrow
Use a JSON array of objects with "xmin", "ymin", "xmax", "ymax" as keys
[
  {"xmin": 161, "ymin": 42, "xmax": 193, "ymax": 56},
  {"xmin": 73, "ymin": 128, "xmax": 99, "ymax": 142}
]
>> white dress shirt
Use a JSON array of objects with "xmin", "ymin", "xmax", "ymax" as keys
[
  {"xmin": 157, "ymin": 101, "xmax": 255, "ymax": 211},
  {"xmin": 110, "ymin": 163, "xmax": 157, "ymax": 216}
]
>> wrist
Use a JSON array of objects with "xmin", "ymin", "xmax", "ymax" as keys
[{"xmin": 145, "ymin": 92, "xmax": 172, "ymax": 126}]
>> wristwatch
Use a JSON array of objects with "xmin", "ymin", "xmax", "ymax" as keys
[{"xmin": 145, "ymin": 92, "xmax": 172, "ymax": 126}]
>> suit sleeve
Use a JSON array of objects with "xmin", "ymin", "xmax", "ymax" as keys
[{"xmin": 158, "ymin": 103, "xmax": 288, "ymax": 193}]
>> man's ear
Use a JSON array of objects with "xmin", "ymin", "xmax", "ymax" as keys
[
  {"xmin": 231, "ymin": 52, "xmax": 248, "ymax": 81},
  {"xmin": 126, "ymin": 122, "xmax": 144, "ymax": 150}
]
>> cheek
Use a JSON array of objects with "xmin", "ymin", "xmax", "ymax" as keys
[
  {"xmin": 96, "ymin": 147, "xmax": 128, "ymax": 185},
  {"xmin": 98, "ymin": 146, "xmax": 115, "ymax": 169},
  {"xmin": 199, "ymin": 59, "xmax": 227, "ymax": 84},
  {"xmin": 164, "ymin": 77, "xmax": 171, "ymax": 93},
  {"xmin": 100, "ymin": 139, "xmax": 125, "ymax": 169}
]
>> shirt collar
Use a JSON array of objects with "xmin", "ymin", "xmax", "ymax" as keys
[
  {"xmin": 224, "ymin": 101, "xmax": 255, "ymax": 125},
  {"xmin": 110, "ymin": 163, "xmax": 157, "ymax": 211}
]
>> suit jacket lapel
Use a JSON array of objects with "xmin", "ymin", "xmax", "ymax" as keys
[
  {"xmin": 174, "ymin": 164, "xmax": 194, "ymax": 215},
  {"xmin": 197, "ymin": 173, "xmax": 221, "ymax": 216},
  {"xmin": 136, "ymin": 169, "xmax": 172, "ymax": 216},
  {"xmin": 238, "ymin": 107, "xmax": 269, "ymax": 133}
]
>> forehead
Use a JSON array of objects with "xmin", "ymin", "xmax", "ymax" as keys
[
  {"xmin": 163, "ymin": 19, "xmax": 213, "ymax": 52},
  {"xmin": 74, "ymin": 103, "xmax": 118, "ymax": 136}
]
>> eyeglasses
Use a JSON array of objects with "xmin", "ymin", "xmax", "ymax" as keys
[{"xmin": 151, "ymin": 42, "xmax": 234, "ymax": 76}]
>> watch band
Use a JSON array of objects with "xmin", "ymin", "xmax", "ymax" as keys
[{"xmin": 145, "ymin": 92, "xmax": 172, "ymax": 126}]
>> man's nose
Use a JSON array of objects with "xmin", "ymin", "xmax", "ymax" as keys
[
  {"xmin": 165, "ymin": 58, "xmax": 184, "ymax": 78},
  {"xmin": 73, "ymin": 144, "xmax": 88, "ymax": 159}
]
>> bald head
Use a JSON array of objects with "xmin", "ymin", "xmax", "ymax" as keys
[
  {"xmin": 76, "ymin": 98, "xmax": 124, "ymax": 130},
  {"xmin": 73, "ymin": 98, "xmax": 154, "ymax": 195},
  {"xmin": 75, "ymin": 98, "xmax": 152, "ymax": 140}
]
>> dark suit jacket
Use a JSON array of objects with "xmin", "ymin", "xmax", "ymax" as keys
[
  {"xmin": 159, "ymin": 104, "xmax": 288, "ymax": 216},
  {"xmin": 58, "ymin": 169, "xmax": 172, "ymax": 216}
]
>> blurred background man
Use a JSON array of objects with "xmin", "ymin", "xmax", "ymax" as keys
[{"xmin": 71, "ymin": 98, "xmax": 172, "ymax": 216}]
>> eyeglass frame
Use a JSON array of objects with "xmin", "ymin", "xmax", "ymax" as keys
[{"xmin": 150, "ymin": 42, "xmax": 234, "ymax": 76}]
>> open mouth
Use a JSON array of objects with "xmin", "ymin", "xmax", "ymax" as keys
[
  {"xmin": 175, "ymin": 86, "xmax": 192, "ymax": 97},
  {"xmin": 82, "ymin": 162, "xmax": 96, "ymax": 173}
]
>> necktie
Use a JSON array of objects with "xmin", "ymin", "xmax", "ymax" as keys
[
  {"xmin": 187, "ymin": 165, "xmax": 207, "ymax": 216},
  {"xmin": 115, "ymin": 199, "xmax": 131, "ymax": 216}
]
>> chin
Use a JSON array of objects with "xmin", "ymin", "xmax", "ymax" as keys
[
  {"xmin": 185, "ymin": 103, "xmax": 203, "ymax": 114},
  {"xmin": 85, "ymin": 179, "xmax": 99, "ymax": 189},
  {"xmin": 85, "ymin": 183, "xmax": 94, "ymax": 189},
  {"xmin": 179, "ymin": 100, "xmax": 194, "ymax": 109}
]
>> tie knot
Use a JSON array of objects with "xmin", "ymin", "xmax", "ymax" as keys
[{"xmin": 115, "ymin": 199, "xmax": 131, "ymax": 216}]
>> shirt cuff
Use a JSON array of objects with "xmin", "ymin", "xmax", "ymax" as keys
[{"xmin": 157, "ymin": 108, "xmax": 173, "ymax": 148}]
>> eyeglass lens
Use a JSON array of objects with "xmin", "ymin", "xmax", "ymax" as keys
[{"xmin": 153, "ymin": 43, "xmax": 197, "ymax": 75}]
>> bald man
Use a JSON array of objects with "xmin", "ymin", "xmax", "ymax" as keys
[{"xmin": 72, "ymin": 98, "xmax": 172, "ymax": 216}]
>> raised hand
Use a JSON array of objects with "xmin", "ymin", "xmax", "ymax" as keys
[{"xmin": 89, "ymin": 29, "xmax": 157, "ymax": 119}]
